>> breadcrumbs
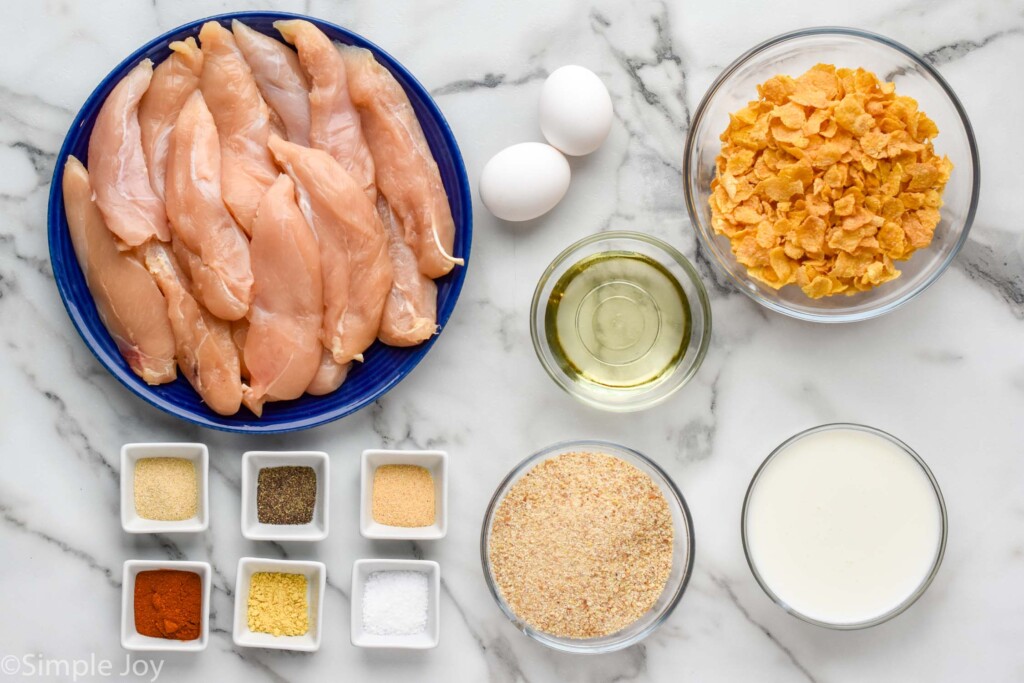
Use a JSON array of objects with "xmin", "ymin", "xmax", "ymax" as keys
[
  {"xmin": 372, "ymin": 465, "xmax": 435, "ymax": 527},
  {"xmin": 488, "ymin": 451, "xmax": 674, "ymax": 639},
  {"xmin": 247, "ymin": 572, "xmax": 309, "ymax": 636}
]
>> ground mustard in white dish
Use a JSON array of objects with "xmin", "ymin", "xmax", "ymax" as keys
[{"xmin": 743, "ymin": 426, "xmax": 945, "ymax": 627}]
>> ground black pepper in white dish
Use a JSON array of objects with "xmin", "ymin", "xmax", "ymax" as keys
[{"xmin": 257, "ymin": 466, "xmax": 317, "ymax": 525}]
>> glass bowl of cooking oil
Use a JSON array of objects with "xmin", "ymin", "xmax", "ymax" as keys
[{"xmin": 530, "ymin": 231, "xmax": 711, "ymax": 411}]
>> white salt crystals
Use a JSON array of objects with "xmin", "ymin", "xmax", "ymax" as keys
[
  {"xmin": 351, "ymin": 560, "xmax": 440, "ymax": 649},
  {"xmin": 362, "ymin": 570, "xmax": 429, "ymax": 636}
]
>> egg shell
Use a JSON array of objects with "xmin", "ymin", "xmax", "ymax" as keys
[
  {"xmin": 479, "ymin": 142, "xmax": 571, "ymax": 222},
  {"xmin": 539, "ymin": 65, "xmax": 613, "ymax": 156}
]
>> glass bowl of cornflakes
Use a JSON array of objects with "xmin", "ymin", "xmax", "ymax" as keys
[{"xmin": 683, "ymin": 27, "xmax": 979, "ymax": 323}]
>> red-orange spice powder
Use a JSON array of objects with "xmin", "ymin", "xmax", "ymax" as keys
[{"xmin": 134, "ymin": 569, "xmax": 202, "ymax": 640}]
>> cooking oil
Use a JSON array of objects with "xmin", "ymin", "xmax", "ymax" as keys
[{"xmin": 544, "ymin": 251, "xmax": 691, "ymax": 389}]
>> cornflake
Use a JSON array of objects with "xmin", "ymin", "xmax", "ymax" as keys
[{"xmin": 709, "ymin": 64, "xmax": 953, "ymax": 298}]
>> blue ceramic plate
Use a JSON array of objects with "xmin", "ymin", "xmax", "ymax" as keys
[{"xmin": 47, "ymin": 11, "xmax": 472, "ymax": 434}]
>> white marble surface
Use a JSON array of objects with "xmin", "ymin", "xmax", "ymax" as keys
[{"xmin": 1, "ymin": 0, "xmax": 1022, "ymax": 681}]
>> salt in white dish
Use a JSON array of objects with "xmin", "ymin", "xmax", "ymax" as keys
[{"xmin": 350, "ymin": 559, "xmax": 440, "ymax": 649}]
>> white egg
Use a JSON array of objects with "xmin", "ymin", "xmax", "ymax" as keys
[
  {"xmin": 539, "ymin": 65, "xmax": 613, "ymax": 156},
  {"xmin": 479, "ymin": 142, "xmax": 571, "ymax": 222}
]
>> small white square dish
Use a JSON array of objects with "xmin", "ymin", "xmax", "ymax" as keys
[
  {"xmin": 121, "ymin": 560, "xmax": 211, "ymax": 652},
  {"xmin": 360, "ymin": 449, "xmax": 448, "ymax": 540},
  {"xmin": 351, "ymin": 559, "xmax": 440, "ymax": 649},
  {"xmin": 232, "ymin": 557, "xmax": 326, "ymax": 652},
  {"xmin": 241, "ymin": 451, "xmax": 329, "ymax": 542},
  {"xmin": 120, "ymin": 443, "xmax": 209, "ymax": 534}
]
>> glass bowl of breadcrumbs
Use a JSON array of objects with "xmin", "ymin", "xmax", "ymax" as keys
[{"xmin": 481, "ymin": 440, "xmax": 695, "ymax": 653}]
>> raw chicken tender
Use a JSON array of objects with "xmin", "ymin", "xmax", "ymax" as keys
[
  {"xmin": 338, "ymin": 45, "xmax": 461, "ymax": 277},
  {"xmin": 377, "ymin": 198, "xmax": 437, "ymax": 346},
  {"xmin": 306, "ymin": 351, "xmax": 350, "ymax": 396},
  {"xmin": 268, "ymin": 134, "xmax": 392, "ymax": 364},
  {"xmin": 198, "ymin": 20, "xmax": 278, "ymax": 234},
  {"xmin": 169, "ymin": 234, "xmax": 248, "ymax": 324},
  {"xmin": 62, "ymin": 156, "xmax": 176, "ymax": 384},
  {"xmin": 242, "ymin": 175, "xmax": 324, "ymax": 417},
  {"xmin": 231, "ymin": 319, "xmax": 250, "ymax": 380},
  {"xmin": 275, "ymin": 19, "xmax": 375, "ymax": 200},
  {"xmin": 138, "ymin": 38, "xmax": 203, "ymax": 199},
  {"xmin": 165, "ymin": 90, "xmax": 253, "ymax": 321},
  {"xmin": 88, "ymin": 60, "xmax": 170, "ymax": 247},
  {"xmin": 233, "ymin": 20, "xmax": 311, "ymax": 146},
  {"xmin": 143, "ymin": 243, "xmax": 243, "ymax": 416}
]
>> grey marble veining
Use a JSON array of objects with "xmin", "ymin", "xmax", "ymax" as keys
[{"xmin": 1, "ymin": 0, "xmax": 1022, "ymax": 681}]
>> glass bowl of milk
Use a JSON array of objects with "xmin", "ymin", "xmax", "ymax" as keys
[{"xmin": 742, "ymin": 423, "xmax": 947, "ymax": 629}]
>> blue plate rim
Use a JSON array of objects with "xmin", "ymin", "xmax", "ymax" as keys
[{"xmin": 46, "ymin": 10, "xmax": 472, "ymax": 434}]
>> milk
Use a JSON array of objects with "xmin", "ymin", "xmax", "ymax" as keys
[{"xmin": 744, "ymin": 427, "xmax": 944, "ymax": 626}]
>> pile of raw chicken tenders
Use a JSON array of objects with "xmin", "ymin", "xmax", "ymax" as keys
[{"xmin": 62, "ymin": 20, "xmax": 462, "ymax": 417}]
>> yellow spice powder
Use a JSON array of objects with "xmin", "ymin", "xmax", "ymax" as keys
[
  {"xmin": 372, "ymin": 465, "xmax": 435, "ymax": 527},
  {"xmin": 247, "ymin": 572, "xmax": 309, "ymax": 637}
]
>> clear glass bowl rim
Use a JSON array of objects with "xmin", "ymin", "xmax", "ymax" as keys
[
  {"xmin": 682, "ymin": 26, "xmax": 981, "ymax": 323},
  {"xmin": 529, "ymin": 231, "xmax": 713, "ymax": 411},
  {"xmin": 740, "ymin": 422, "xmax": 949, "ymax": 630},
  {"xmin": 480, "ymin": 439, "xmax": 697, "ymax": 653}
]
